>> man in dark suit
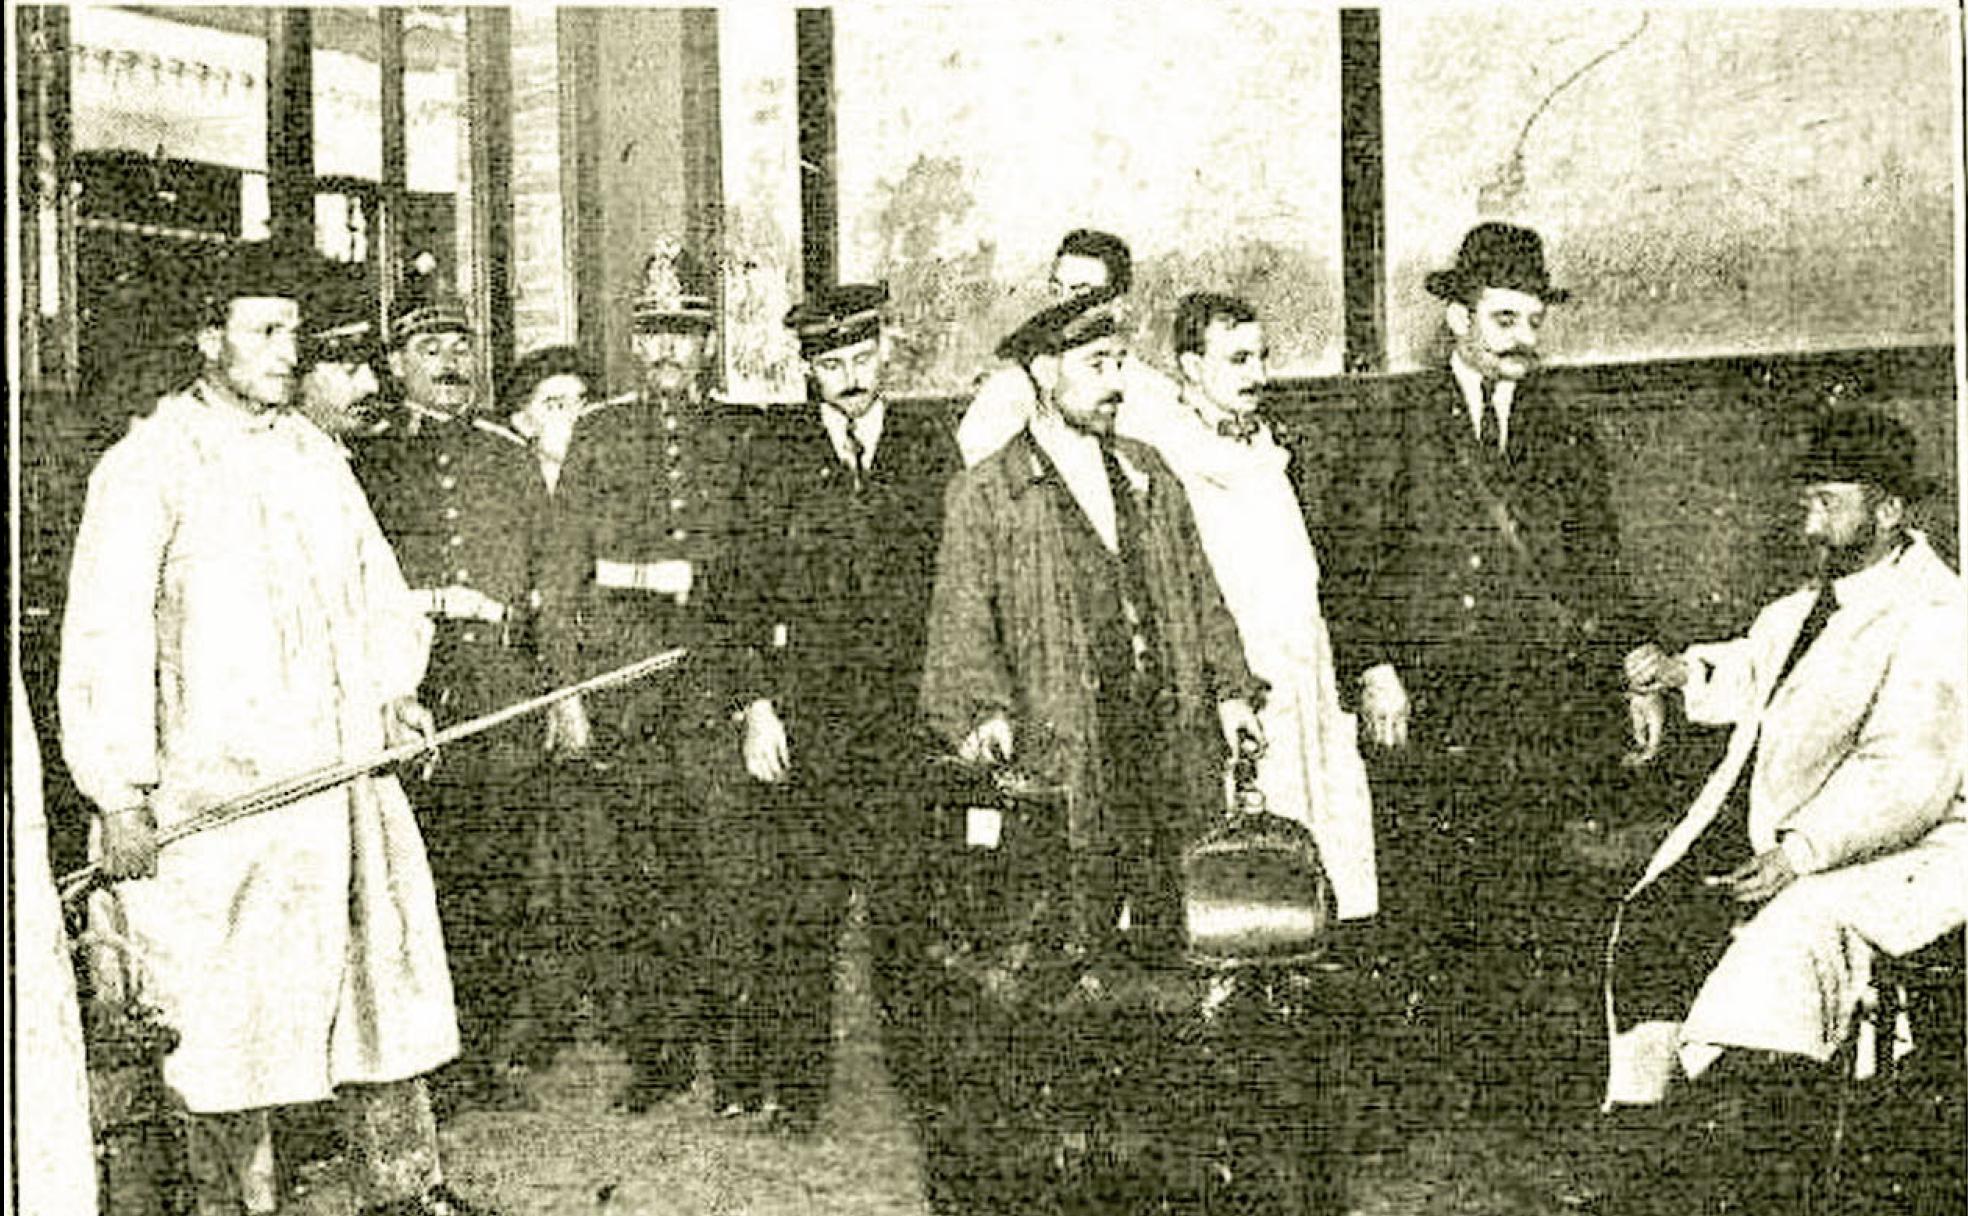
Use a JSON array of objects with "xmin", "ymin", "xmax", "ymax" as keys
[
  {"xmin": 1334, "ymin": 223, "xmax": 1665, "ymax": 1122},
  {"xmin": 720, "ymin": 283, "xmax": 958, "ymax": 1132}
]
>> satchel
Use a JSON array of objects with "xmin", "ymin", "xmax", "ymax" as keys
[{"xmin": 1181, "ymin": 755, "xmax": 1335, "ymax": 968}]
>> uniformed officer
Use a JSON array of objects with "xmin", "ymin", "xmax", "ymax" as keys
[
  {"xmin": 353, "ymin": 273, "xmax": 553, "ymax": 1114},
  {"xmin": 542, "ymin": 241, "xmax": 754, "ymax": 1113},
  {"xmin": 721, "ymin": 284, "xmax": 959, "ymax": 1133}
]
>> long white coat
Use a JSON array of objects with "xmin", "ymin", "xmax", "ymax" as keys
[
  {"xmin": 60, "ymin": 387, "xmax": 457, "ymax": 1114},
  {"xmin": 1131, "ymin": 398, "xmax": 1378, "ymax": 919},
  {"xmin": 1606, "ymin": 533, "xmax": 1964, "ymax": 1099}
]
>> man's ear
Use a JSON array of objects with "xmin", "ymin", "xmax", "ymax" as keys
[
  {"xmin": 1177, "ymin": 350, "xmax": 1204, "ymax": 385},
  {"xmin": 1444, "ymin": 302, "xmax": 1472, "ymax": 339},
  {"xmin": 387, "ymin": 347, "xmax": 407, "ymax": 382},
  {"xmin": 1028, "ymin": 353, "xmax": 1060, "ymax": 396},
  {"xmin": 194, "ymin": 324, "xmax": 224, "ymax": 366},
  {"xmin": 1874, "ymin": 492, "xmax": 1908, "ymax": 533}
]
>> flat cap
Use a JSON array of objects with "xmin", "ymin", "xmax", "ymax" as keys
[
  {"xmin": 995, "ymin": 287, "xmax": 1125, "ymax": 363},
  {"xmin": 785, "ymin": 283, "xmax": 889, "ymax": 356}
]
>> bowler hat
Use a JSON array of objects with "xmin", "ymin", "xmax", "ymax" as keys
[
  {"xmin": 1793, "ymin": 408, "xmax": 1930, "ymax": 500},
  {"xmin": 785, "ymin": 283, "xmax": 889, "ymax": 356},
  {"xmin": 996, "ymin": 287, "xmax": 1125, "ymax": 364},
  {"xmin": 1425, "ymin": 222, "xmax": 1572, "ymax": 304}
]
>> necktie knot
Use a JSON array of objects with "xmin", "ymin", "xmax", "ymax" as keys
[{"xmin": 1216, "ymin": 414, "xmax": 1260, "ymax": 443}]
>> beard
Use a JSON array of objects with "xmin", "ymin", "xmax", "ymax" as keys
[{"xmin": 1814, "ymin": 518, "xmax": 1883, "ymax": 581}]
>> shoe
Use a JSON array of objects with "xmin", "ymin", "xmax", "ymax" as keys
[{"xmin": 361, "ymin": 1182, "xmax": 499, "ymax": 1215}]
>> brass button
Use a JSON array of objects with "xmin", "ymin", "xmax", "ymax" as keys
[
  {"xmin": 455, "ymin": 569, "xmax": 470, "ymax": 583},
  {"xmin": 668, "ymin": 467, "xmax": 683, "ymax": 480},
  {"xmin": 1460, "ymin": 594, "xmax": 1477, "ymax": 610},
  {"xmin": 671, "ymin": 528, "xmax": 689, "ymax": 542},
  {"xmin": 443, "ymin": 507, "xmax": 460, "ymax": 520},
  {"xmin": 669, "ymin": 497, "xmax": 686, "ymax": 511},
  {"xmin": 666, "ymin": 443, "xmax": 681, "ymax": 457},
  {"xmin": 437, "ymin": 452, "xmax": 452, "ymax": 467},
  {"xmin": 449, "ymin": 535, "xmax": 464, "ymax": 548},
  {"xmin": 664, "ymin": 416, "xmax": 679, "ymax": 432},
  {"xmin": 462, "ymin": 629, "xmax": 478, "ymax": 644},
  {"xmin": 439, "ymin": 475, "xmax": 457, "ymax": 490},
  {"xmin": 1468, "ymin": 554, "xmax": 1482, "ymax": 570}
]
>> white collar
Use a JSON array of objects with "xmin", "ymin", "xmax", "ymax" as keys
[{"xmin": 1449, "ymin": 352, "xmax": 1517, "ymax": 420}]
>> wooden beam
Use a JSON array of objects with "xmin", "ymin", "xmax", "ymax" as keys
[
  {"xmin": 465, "ymin": 6, "xmax": 514, "ymax": 397},
  {"xmin": 17, "ymin": 4, "xmax": 79, "ymax": 393},
  {"xmin": 377, "ymin": 7, "xmax": 407, "ymax": 331},
  {"xmin": 265, "ymin": 9, "xmax": 315, "ymax": 261},
  {"xmin": 794, "ymin": 8, "xmax": 836, "ymax": 295},
  {"xmin": 1339, "ymin": 8, "xmax": 1385, "ymax": 376},
  {"xmin": 558, "ymin": 7, "xmax": 604, "ymax": 370},
  {"xmin": 682, "ymin": 8, "xmax": 725, "ymax": 308}
]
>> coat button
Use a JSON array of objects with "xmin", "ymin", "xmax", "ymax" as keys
[
  {"xmin": 437, "ymin": 452, "xmax": 452, "ymax": 467},
  {"xmin": 455, "ymin": 570, "xmax": 470, "ymax": 583},
  {"xmin": 671, "ymin": 529, "xmax": 689, "ymax": 541},
  {"xmin": 449, "ymin": 535, "xmax": 464, "ymax": 548},
  {"xmin": 1468, "ymin": 554, "xmax": 1482, "ymax": 570},
  {"xmin": 443, "ymin": 507, "xmax": 460, "ymax": 520},
  {"xmin": 1460, "ymin": 593, "xmax": 1477, "ymax": 610},
  {"xmin": 440, "ymin": 475, "xmax": 457, "ymax": 490},
  {"xmin": 462, "ymin": 629, "xmax": 478, "ymax": 644},
  {"xmin": 666, "ymin": 443, "xmax": 680, "ymax": 458},
  {"xmin": 669, "ymin": 497, "xmax": 686, "ymax": 511},
  {"xmin": 668, "ymin": 467, "xmax": 683, "ymax": 480}
]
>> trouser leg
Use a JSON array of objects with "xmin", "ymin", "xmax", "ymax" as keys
[
  {"xmin": 618, "ymin": 746, "xmax": 707, "ymax": 1089},
  {"xmin": 337, "ymin": 1078, "xmax": 443, "ymax": 1210},
  {"xmin": 181, "ymin": 1108, "xmax": 277, "ymax": 1216},
  {"xmin": 756, "ymin": 782, "xmax": 847, "ymax": 1120}
]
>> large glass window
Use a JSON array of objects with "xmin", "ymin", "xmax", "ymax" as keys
[
  {"xmin": 834, "ymin": 2, "xmax": 1346, "ymax": 395},
  {"xmin": 1381, "ymin": 8, "xmax": 1957, "ymax": 370}
]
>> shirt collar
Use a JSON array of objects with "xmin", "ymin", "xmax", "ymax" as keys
[
  {"xmin": 1448, "ymin": 352, "xmax": 1517, "ymax": 415},
  {"xmin": 1828, "ymin": 535, "xmax": 1917, "ymax": 609},
  {"xmin": 189, "ymin": 379, "xmax": 293, "ymax": 435}
]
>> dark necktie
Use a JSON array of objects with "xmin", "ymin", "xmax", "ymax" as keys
[
  {"xmin": 1100, "ymin": 445, "xmax": 1159, "ymax": 680},
  {"xmin": 1478, "ymin": 389, "xmax": 1500, "ymax": 455},
  {"xmin": 844, "ymin": 424, "xmax": 866, "ymax": 490},
  {"xmin": 1770, "ymin": 581, "xmax": 1836, "ymax": 696},
  {"xmin": 1217, "ymin": 414, "xmax": 1260, "ymax": 443}
]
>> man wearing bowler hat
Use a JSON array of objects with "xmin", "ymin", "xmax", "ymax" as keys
[
  {"xmin": 1333, "ymin": 222, "xmax": 1663, "ymax": 1120},
  {"xmin": 1596, "ymin": 407, "xmax": 1963, "ymax": 1213},
  {"xmin": 715, "ymin": 283, "xmax": 958, "ymax": 1131}
]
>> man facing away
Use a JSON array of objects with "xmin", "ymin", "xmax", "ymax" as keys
[
  {"xmin": 60, "ymin": 243, "xmax": 494, "ymax": 1216},
  {"xmin": 1597, "ymin": 407, "xmax": 1964, "ymax": 1214},
  {"xmin": 1128, "ymin": 291, "xmax": 1376, "ymax": 921},
  {"xmin": 955, "ymin": 228, "xmax": 1182, "ymax": 467}
]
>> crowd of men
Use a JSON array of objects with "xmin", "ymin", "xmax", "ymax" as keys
[{"xmin": 24, "ymin": 219, "xmax": 1963, "ymax": 1216}]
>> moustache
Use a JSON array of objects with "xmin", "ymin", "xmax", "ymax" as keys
[
  {"xmin": 434, "ymin": 374, "xmax": 470, "ymax": 387},
  {"xmin": 1097, "ymin": 393, "xmax": 1123, "ymax": 409}
]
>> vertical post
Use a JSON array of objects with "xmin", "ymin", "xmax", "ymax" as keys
[
  {"xmin": 465, "ymin": 6, "xmax": 514, "ymax": 400},
  {"xmin": 265, "ymin": 9, "xmax": 316, "ymax": 261},
  {"xmin": 17, "ymin": 3, "xmax": 78, "ymax": 394},
  {"xmin": 378, "ymin": 7, "xmax": 407, "ymax": 332},
  {"xmin": 1339, "ymin": 8, "xmax": 1385, "ymax": 376},
  {"xmin": 559, "ymin": 7, "xmax": 604, "ymax": 369},
  {"xmin": 681, "ymin": 8, "xmax": 724, "ymax": 321},
  {"xmin": 794, "ymin": 8, "xmax": 836, "ymax": 296}
]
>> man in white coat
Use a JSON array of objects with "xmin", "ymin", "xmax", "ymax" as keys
[
  {"xmin": 1600, "ymin": 407, "xmax": 1964, "ymax": 1214},
  {"xmin": 1131, "ymin": 292, "xmax": 1376, "ymax": 919},
  {"xmin": 60, "ymin": 246, "xmax": 496, "ymax": 1216}
]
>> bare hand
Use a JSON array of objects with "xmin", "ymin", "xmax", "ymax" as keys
[
  {"xmin": 1359, "ymin": 664, "xmax": 1410, "ymax": 749},
  {"xmin": 384, "ymin": 697, "xmax": 439, "ymax": 778},
  {"xmin": 743, "ymin": 699, "xmax": 791, "ymax": 784},
  {"xmin": 1218, "ymin": 699, "xmax": 1265, "ymax": 758},
  {"xmin": 1624, "ymin": 642, "xmax": 1687, "ymax": 695},
  {"xmin": 1709, "ymin": 847, "xmax": 1797, "ymax": 905},
  {"xmin": 100, "ymin": 805, "xmax": 160, "ymax": 881},
  {"xmin": 545, "ymin": 695, "xmax": 593, "ymax": 760},
  {"xmin": 959, "ymin": 715, "xmax": 1014, "ymax": 767},
  {"xmin": 1621, "ymin": 690, "xmax": 1668, "ymax": 768}
]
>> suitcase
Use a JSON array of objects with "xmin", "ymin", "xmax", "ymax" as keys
[{"xmin": 905, "ymin": 757, "xmax": 1346, "ymax": 1215}]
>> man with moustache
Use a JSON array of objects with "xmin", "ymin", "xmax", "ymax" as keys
[
  {"xmin": 60, "ymin": 244, "xmax": 496, "ymax": 1216},
  {"xmin": 1129, "ymin": 292, "xmax": 1376, "ymax": 922},
  {"xmin": 718, "ymin": 283, "xmax": 958, "ymax": 1132},
  {"xmin": 1596, "ymin": 408, "xmax": 1963, "ymax": 1214},
  {"xmin": 1337, "ymin": 223, "xmax": 1662, "ymax": 1119},
  {"xmin": 294, "ymin": 275, "xmax": 388, "ymax": 446},
  {"xmin": 955, "ymin": 228, "xmax": 1182, "ymax": 467},
  {"xmin": 922, "ymin": 287, "xmax": 1265, "ymax": 965},
  {"xmin": 354, "ymin": 269, "xmax": 551, "ymax": 1113},
  {"xmin": 541, "ymin": 244, "xmax": 753, "ymax": 1112}
]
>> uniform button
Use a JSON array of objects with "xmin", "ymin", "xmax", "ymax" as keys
[
  {"xmin": 664, "ymin": 416, "xmax": 679, "ymax": 432},
  {"xmin": 437, "ymin": 452, "xmax": 452, "ymax": 467},
  {"xmin": 666, "ymin": 444, "xmax": 680, "ymax": 457},
  {"xmin": 1460, "ymin": 594, "xmax": 1477, "ymax": 610},
  {"xmin": 449, "ymin": 535, "xmax": 464, "ymax": 548},
  {"xmin": 671, "ymin": 529, "xmax": 689, "ymax": 541},
  {"xmin": 669, "ymin": 497, "xmax": 686, "ymax": 510},
  {"xmin": 455, "ymin": 570, "xmax": 470, "ymax": 583},
  {"xmin": 1468, "ymin": 554, "xmax": 1482, "ymax": 570},
  {"xmin": 444, "ymin": 507, "xmax": 460, "ymax": 520},
  {"xmin": 668, "ymin": 467, "xmax": 683, "ymax": 481},
  {"xmin": 439, "ymin": 475, "xmax": 457, "ymax": 490},
  {"xmin": 462, "ymin": 629, "xmax": 478, "ymax": 644}
]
